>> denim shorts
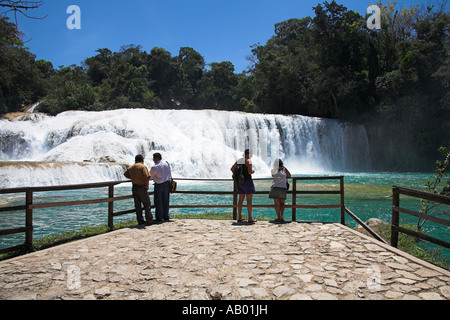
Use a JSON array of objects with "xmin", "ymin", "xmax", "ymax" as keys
[{"xmin": 237, "ymin": 179, "xmax": 256, "ymax": 195}]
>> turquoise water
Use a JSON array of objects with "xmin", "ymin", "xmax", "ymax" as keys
[{"xmin": 1, "ymin": 172, "xmax": 448, "ymax": 259}]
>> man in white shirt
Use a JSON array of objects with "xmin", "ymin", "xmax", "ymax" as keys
[{"xmin": 150, "ymin": 153, "xmax": 172, "ymax": 221}]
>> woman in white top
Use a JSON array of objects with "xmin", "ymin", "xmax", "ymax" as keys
[{"xmin": 269, "ymin": 159, "xmax": 291, "ymax": 223}]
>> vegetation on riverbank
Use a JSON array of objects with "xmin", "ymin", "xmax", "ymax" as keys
[{"xmin": 375, "ymin": 223, "xmax": 449, "ymax": 270}]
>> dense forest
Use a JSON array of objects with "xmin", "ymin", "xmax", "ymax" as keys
[{"xmin": 0, "ymin": 1, "xmax": 449, "ymax": 170}]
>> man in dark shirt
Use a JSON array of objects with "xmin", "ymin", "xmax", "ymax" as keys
[{"xmin": 124, "ymin": 154, "xmax": 153, "ymax": 226}]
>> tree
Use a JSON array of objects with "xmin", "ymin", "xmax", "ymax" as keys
[
  {"xmin": 86, "ymin": 45, "xmax": 159, "ymax": 110},
  {"xmin": 178, "ymin": 47, "xmax": 204, "ymax": 93},
  {"xmin": 0, "ymin": 16, "xmax": 47, "ymax": 113},
  {"xmin": 0, "ymin": 0, "xmax": 46, "ymax": 26},
  {"xmin": 372, "ymin": 1, "xmax": 450, "ymax": 167},
  {"xmin": 177, "ymin": 47, "xmax": 205, "ymax": 108},
  {"xmin": 38, "ymin": 64, "xmax": 103, "ymax": 115},
  {"xmin": 234, "ymin": 73, "xmax": 256, "ymax": 113},
  {"xmin": 250, "ymin": 2, "xmax": 371, "ymax": 118},
  {"xmin": 147, "ymin": 47, "xmax": 181, "ymax": 107},
  {"xmin": 250, "ymin": 18, "xmax": 317, "ymax": 115},
  {"xmin": 199, "ymin": 61, "xmax": 238, "ymax": 110},
  {"xmin": 311, "ymin": 1, "xmax": 371, "ymax": 118},
  {"xmin": 84, "ymin": 48, "xmax": 112, "ymax": 85}
]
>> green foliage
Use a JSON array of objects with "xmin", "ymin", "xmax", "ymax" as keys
[
  {"xmin": 419, "ymin": 144, "xmax": 450, "ymax": 229},
  {"xmin": 38, "ymin": 65, "xmax": 103, "ymax": 115},
  {"xmin": 0, "ymin": 16, "xmax": 49, "ymax": 113},
  {"xmin": 376, "ymin": 223, "xmax": 449, "ymax": 270},
  {"xmin": 425, "ymin": 145, "xmax": 450, "ymax": 196}
]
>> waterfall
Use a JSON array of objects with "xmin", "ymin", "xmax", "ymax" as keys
[
  {"xmin": 0, "ymin": 162, "xmax": 127, "ymax": 188},
  {"xmin": 0, "ymin": 109, "xmax": 371, "ymax": 188}
]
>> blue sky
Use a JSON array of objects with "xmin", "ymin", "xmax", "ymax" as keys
[{"xmin": 6, "ymin": 0, "xmax": 443, "ymax": 73}]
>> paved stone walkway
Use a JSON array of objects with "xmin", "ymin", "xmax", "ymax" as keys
[{"xmin": 0, "ymin": 220, "xmax": 449, "ymax": 300}]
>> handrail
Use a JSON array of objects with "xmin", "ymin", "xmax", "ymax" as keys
[
  {"xmin": 344, "ymin": 207, "xmax": 388, "ymax": 244},
  {"xmin": 0, "ymin": 175, "xmax": 367, "ymax": 255},
  {"xmin": 391, "ymin": 186, "xmax": 450, "ymax": 249},
  {"xmin": 0, "ymin": 180, "xmax": 125, "ymax": 194}
]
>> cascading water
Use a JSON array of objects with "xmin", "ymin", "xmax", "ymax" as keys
[{"xmin": 0, "ymin": 109, "xmax": 371, "ymax": 188}]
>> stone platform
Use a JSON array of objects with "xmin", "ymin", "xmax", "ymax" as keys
[{"xmin": 0, "ymin": 219, "xmax": 449, "ymax": 300}]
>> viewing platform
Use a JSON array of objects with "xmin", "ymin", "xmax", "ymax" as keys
[{"xmin": 0, "ymin": 219, "xmax": 449, "ymax": 300}]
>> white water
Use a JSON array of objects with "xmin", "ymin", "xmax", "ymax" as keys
[
  {"xmin": 0, "ymin": 109, "xmax": 371, "ymax": 188},
  {"xmin": 0, "ymin": 162, "xmax": 127, "ymax": 188}
]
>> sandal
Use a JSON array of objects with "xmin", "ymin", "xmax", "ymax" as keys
[
  {"xmin": 248, "ymin": 219, "xmax": 257, "ymax": 223},
  {"xmin": 237, "ymin": 219, "xmax": 246, "ymax": 223}
]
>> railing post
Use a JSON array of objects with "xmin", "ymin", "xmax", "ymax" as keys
[
  {"xmin": 25, "ymin": 190, "xmax": 33, "ymax": 251},
  {"xmin": 292, "ymin": 178, "xmax": 297, "ymax": 222},
  {"xmin": 232, "ymin": 182, "xmax": 237, "ymax": 220},
  {"xmin": 108, "ymin": 185, "xmax": 114, "ymax": 230},
  {"xmin": 340, "ymin": 176, "xmax": 345, "ymax": 225},
  {"xmin": 391, "ymin": 187, "xmax": 400, "ymax": 248}
]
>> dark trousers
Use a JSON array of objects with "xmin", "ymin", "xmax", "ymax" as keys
[
  {"xmin": 154, "ymin": 181, "xmax": 170, "ymax": 221},
  {"xmin": 132, "ymin": 185, "xmax": 152, "ymax": 224}
]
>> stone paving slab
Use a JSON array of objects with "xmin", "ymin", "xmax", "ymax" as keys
[{"xmin": 0, "ymin": 220, "xmax": 449, "ymax": 300}]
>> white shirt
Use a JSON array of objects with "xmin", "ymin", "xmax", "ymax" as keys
[{"xmin": 150, "ymin": 161, "xmax": 171, "ymax": 184}]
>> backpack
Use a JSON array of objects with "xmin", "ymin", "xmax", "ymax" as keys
[{"xmin": 233, "ymin": 164, "xmax": 246, "ymax": 186}]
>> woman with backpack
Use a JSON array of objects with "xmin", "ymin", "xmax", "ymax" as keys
[{"xmin": 231, "ymin": 149, "xmax": 257, "ymax": 223}]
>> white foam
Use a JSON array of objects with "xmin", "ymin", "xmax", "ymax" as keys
[{"xmin": 0, "ymin": 109, "xmax": 371, "ymax": 187}]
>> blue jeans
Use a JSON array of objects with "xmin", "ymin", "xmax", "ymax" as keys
[{"xmin": 154, "ymin": 181, "xmax": 170, "ymax": 221}]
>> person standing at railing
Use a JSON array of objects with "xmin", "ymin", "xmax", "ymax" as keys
[
  {"xmin": 150, "ymin": 153, "xmax": 172, "ymax": 222},
  {"xmin": 231, "ymin": 149, "xmax": 257, "ymax": 223},
  {"xmin": 269, "ymin": 159, "xmax": 291, "ymax": 223},
  {"xmin": 124, "ymin": 154, "xmax": 153, "ymax": 226}
]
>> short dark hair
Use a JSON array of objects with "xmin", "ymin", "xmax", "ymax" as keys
[
  {"xmin": 135, "ymin": 154, "xmax": 144, "ymax": 163},
  {"xmin": 245, "ymin": 149, "xmax": 251, "ymax": 155},
  {"xmin": 153, "ymin": 153, "xmax": 162, "ymax": 160}
]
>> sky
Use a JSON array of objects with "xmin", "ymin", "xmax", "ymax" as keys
[{"xmin": 5, "ymin": 0, "xmax": 447, "ymax": 73}]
